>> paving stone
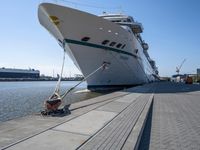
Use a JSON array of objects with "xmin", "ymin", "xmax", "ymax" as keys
[
  {"xmin": 6, "ymin": 130, "xmax": 89, "ymax": 150},
  {"xmin": 139, "ymin": 82, "xmax": 200, "ymax": 150},
  {"xmin": 54, "ymin": 110, "xmax": 117, "ymax": 136},
  {"xmin": 96, "ymin": 101, "xmax": 129, "ymax": 113}
]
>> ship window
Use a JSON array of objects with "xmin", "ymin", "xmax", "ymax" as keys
[
  {"xmin": 109, "ymin": 42, "xmax": 116, "ymax": 47},
  {"xmin": 112, "ymin": 20, "xmax": 121, "ymax": 23},
  {"xmin": 81, "ymin": 37, "xmax": 90, "ymax": 42},
  {"xmin": 58, "ymin": 39, "xmax": 62, "ymax": 44},
  {"xmin": 116, "ymin": 43, "xmax": 122, "ymax": 48},
  {"xmin": 121, "ymin": 44, "xmax": 126, "ymax": 49},
  {"xmin": 102, "ymin": 40, "xmax": 109, "ymax": 45},
  {"xmin": 127, "ymin": 19, "xmax": 131, "ymax": 22}
]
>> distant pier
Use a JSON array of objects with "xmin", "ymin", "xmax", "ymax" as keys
[
  {"xmin": 0, "ymin": 77, "xmax": 84, "ymax": 82},
  {"xmin": 0, "ymin": 82, "xmax": 200, "ymax": 150}
]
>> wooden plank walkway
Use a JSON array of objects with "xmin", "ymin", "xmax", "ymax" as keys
[{"xmin": 79, "ymin": 94, "xmax": 153, "ymax": 150}]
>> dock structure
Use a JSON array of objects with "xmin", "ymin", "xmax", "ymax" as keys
[{"xmin": 0, "ymin": 82, "xmax": 200, "ymax": 150}]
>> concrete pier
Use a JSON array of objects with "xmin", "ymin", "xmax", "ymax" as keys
[{"xmin": 0, "ymin": 82, "xmax": 200, "ymax": 150}]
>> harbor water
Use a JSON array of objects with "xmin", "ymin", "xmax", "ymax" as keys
[{"xmin": 0, "ymin": 81, "xmax": 103, "ymax": 123}]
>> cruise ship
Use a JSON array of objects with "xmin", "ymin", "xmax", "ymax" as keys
[{"xmin": 38, "ymin": 3, "xmax": 158, "ymax": 90}]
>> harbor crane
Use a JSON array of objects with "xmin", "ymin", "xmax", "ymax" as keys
[{"xmin": 176, "ymin": 59, "xmax": 186, "ymax": 75}]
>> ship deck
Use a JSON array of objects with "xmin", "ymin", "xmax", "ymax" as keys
[{"xmin": 0, "ymin": 82, "xmax": 200, "ymax": 150}]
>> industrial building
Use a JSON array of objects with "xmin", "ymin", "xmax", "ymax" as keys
[{"xmin": 0, "ymin": 68, "xmax": 40, "ymax": 78}]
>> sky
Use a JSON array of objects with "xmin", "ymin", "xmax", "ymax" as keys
[{"xmin": 0, "ymin": 0, "xmax": 200, "ymax": 77}]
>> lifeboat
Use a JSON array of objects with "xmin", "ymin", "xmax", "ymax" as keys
[
  {"xmin": 142, "ymin": 42, "xmax": 149, "ymax": 50},
  {"xmin": 131, "ymin": 22, "xmax": 143, "ymax": 33}
]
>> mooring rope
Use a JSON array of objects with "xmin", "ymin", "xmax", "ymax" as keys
[
  {"xmin": 43, "ymin": 43, "xmax": 110, "ymax": 116},
  {"xmin": 50, "ymin": 50, "xmax": 66, "ymax": 98},
  {"xmin": 47, "ymin": 49, "xmax": 110, "ymax": 102},
  {"xmin": 60, "ymin": 62, "xmax": 109, "ymax": 99}
]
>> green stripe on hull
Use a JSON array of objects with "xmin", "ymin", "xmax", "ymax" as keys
[{"xmin": 64, "ymin": 38, "xmax": 137, "ymax": 58}]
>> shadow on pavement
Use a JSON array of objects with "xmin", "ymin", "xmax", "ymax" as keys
[{"xmin": 138, "ymin": 100, "xmax": 154, "ymax": 150}]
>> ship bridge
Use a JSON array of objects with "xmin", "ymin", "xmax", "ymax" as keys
[{"xmin": 100, "ymin": 13, "xmax": 143, "ymax": 34}]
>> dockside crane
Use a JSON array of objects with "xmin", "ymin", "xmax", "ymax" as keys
[{"xmin": 176, "ymin": 59, "xmax": 186, "ymax": 75}]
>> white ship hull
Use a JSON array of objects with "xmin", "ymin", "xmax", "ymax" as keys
[{"xmin": 38, "ymin": 3, "xmax": 157, "ymax": 90}]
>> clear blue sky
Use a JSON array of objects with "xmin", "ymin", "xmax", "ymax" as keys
[{"xmin": 0, "ymin": 0, "xmax": 200, "ymax": 77}]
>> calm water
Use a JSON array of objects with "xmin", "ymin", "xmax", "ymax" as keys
[{"xmin": 0, "ymin": 81, "xmax": 103, "ymax": 123}]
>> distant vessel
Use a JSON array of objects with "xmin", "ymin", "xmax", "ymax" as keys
[
  {"xmin": 0, "ymin": 68, "xmax": 40, "ymax": 78},
  {"xmin": 38, "ymin": 3, "xmax": 158, "ymax": 90}
]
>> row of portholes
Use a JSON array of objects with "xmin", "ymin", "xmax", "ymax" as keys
[
  {"xmin": 81, "ymin": 37, "xmax": 126, "ymax": 49},
  {"xmin": 102, "ymin": 40, "xmax": 126, "ymax": 49}
]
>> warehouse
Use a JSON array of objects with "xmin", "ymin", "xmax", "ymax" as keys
[{"xmin": 0, "ymin": 68, "xmax": 40, "ymax": 78}]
